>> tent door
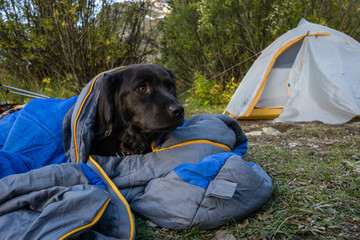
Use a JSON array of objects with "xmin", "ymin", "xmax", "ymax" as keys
[{"xmin": 256, "ymin": 42, "xmax": 303, "ymax": 108}]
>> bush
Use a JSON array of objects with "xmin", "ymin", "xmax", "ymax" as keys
[
  {"xmin": 0, "ymin": 0, "xmax": 157, "ymax": 92},
  {"xmin": 188, "ymin": 72, "xmax": 239, "ymax": 106},
  {"xmin": 159, "ymin": 0, "xmax": 360, "ymax": 91}
]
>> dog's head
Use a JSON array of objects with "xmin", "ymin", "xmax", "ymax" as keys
[{"xmin": 97, "ymin": 63, "xmax": 184, "ymax": 139}]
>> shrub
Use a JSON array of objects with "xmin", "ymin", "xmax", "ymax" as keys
[{"xmin": 188, "ymin": 72, "xmax": 239, "ymax": 106}]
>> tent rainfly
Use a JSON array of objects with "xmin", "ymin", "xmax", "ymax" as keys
[{"xmin": 225, "ymin": 19, "xmax": 360, "ymax": 124}]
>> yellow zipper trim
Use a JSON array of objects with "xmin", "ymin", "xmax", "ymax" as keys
[
  {"xmin": 59, "ymin": 197, "xmax": 111, "ymax": 240},
  {"xmin": 151, "ymin": 140, "xmax": 231, "ymax": 152},
  {"xmin": 88, "ymin": 156, "xmax": 135, "ymax": 240},
  {"xmin": 242, "ymin": 32, "xmax": 331, "ymax": 117},
  {"xmin": 73, "ymin": 66, "xmax": 125, "ymax": 163}
]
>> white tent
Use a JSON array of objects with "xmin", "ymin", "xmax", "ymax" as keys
[{"xmin": 225, "ymin": 19, "xmax": 360, "ymax": 124}]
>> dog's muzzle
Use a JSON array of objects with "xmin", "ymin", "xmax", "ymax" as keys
[{"xmin": 168, "ymin": 104, "xmax": 184, "ymax": 119}]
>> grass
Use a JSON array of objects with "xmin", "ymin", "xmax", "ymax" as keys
[{"xmin": 134, "ymin": 102, "xmax": 360, "ymax": 239}]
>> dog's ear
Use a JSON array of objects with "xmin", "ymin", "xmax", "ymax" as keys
[
  {"xmin": 98, "ymin": 72, "xmax": 120, "ymax": 135},
  {"xmin": 161, "ymin": 67, "xmax": 177, "ymax": 96},
  {"xmin": 162, "ymin": 67, "xmax": 175, "ymax": 81}
]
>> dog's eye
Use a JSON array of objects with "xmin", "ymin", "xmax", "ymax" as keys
[
  {"xmin": 137, "ymin": 85, "xmax": 147, "ymax": 93},
  {"xmin": 165, "ymin": 83, "xmax": 174, "ymax": 92}
]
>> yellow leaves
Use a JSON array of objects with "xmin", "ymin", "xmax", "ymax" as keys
[
  {"xmin": 43, "ymin": 19, "xmax": 54, "ymax": 31},
  {"xmin": 190, "ymin": 72, "xmax": 239, "ymax": 106},
  {"xmin": 44, "ymin": 87, "xmax": 53, "ymax": 92},
  {"xmin": 42, "ymin": 77, "xmax": 51, "ymax": 84},
  {"xmin": 42, "ymin": 78, "xmax": 53, "ymax": 92},
  {"xmin": 21, "ymin": 54, "xmax": 35, "ymax": 61}
]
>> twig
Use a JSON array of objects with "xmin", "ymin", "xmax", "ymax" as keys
[{"xmin": 272, "ymin": 214, "xmax": 297, "ymax": 239}]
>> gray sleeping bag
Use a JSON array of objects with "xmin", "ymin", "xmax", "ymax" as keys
[{"xmin": 62, "ymin": 66, "xmax": 274, "ymax": 231}]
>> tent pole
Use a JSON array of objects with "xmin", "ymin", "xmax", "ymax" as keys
[{"xmin": 0, "ymin": 83, "xmax": 51, "ymax": 99}]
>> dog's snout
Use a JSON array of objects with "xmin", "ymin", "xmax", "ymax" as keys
[{"xmin": 168, "ymin": 104, "xmax": 184, "ymax": 118}]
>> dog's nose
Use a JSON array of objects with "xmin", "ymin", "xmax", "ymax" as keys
[{"xmin": 168, "ymin": 104, "xmax": 184, "ymax": 118}]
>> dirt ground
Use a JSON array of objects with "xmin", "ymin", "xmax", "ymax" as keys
[
  {"xmin": 238, "ymin": 118, "xmax": 360, "ymax": 149},
  {"xmin": 238, "ymin": 118, "xmax": 360, "ymax": 134},
  {"xmin": 237, "ymin": 118, "xmax": 360, "ymax": 176}
]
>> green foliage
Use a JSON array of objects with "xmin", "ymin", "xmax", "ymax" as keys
[
  {"xmin": 187, "ymin": 72, "xmax": 239, "ymax": 106},
  {"xmin": 159, "ymin": 0, "xmax": 360, "ymax": 92},
  {"xmin": 0, "ymin": 0, "xmax": 157, "ymax": 94},
  {"xmin": 158, "ymin": 0, "xmax": 278, "ymax": 87},
  {"xmin": 188, "ymin": 72, "xmax": 216, "ymax": 106}
]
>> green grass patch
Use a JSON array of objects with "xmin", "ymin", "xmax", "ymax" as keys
[{"xmin": 180, "ymin": 96, "xmax": 227, "ymax": 119}]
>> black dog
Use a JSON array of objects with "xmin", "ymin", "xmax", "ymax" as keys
[{"xmin": 90, "ymin": 64, "xmax": 184, "ymax": 156}]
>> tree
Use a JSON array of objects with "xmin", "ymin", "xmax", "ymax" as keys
[
  {"xmin": 0, "ymin": 0, "xmax": 158, "ymax": 93},
  {"xmin": 158, "ymin": 0, "xmax": 360, "ymax": 90}
]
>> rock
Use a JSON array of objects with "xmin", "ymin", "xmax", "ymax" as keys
[
  {"xmin": 262, "ymin": 127, "xmax": 281, "ymax": 135},
  {"xmin": 351, "ymin": 121, "xmax": 360, "ymax": 126},
  {"xmin": 212, "ymin": 230, "xmax": 237, "ymax": 240},
  {"xmin": 246, "ymin": 127, "xmax": 281, "ymax": 136},
  {"xmin": 246, "ymin": 131, "xmax": 263, "ymax": 136},
  {"xmin": 310, "ymin": 144, "xmax": 320, "ymax": 149}
]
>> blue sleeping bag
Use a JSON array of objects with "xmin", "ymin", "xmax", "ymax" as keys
[{"xmin": 0, "ymin": 97, "xmax": 77, "ymax": 178}]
